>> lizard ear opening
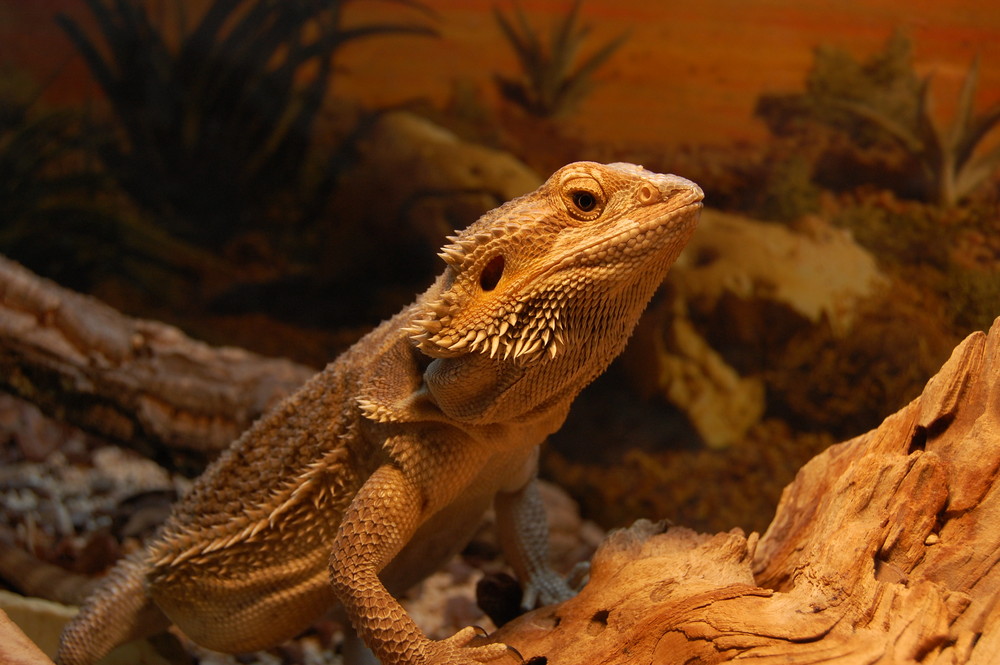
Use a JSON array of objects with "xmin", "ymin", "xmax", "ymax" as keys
[{"xmin": 479, "ymin": 254, "xmax": 505, "ymax": 291}]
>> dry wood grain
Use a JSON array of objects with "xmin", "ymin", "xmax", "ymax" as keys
[
  {"xmin": 0, "ymin": 256, "xmax": 313, "ymax": 473},
  {"xmin": 494, "ymin": 318, "xmax": 1000, "ymax": 664}
]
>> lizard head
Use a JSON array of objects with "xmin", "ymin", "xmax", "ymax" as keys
[{"xmin": 404, "ymin": 161, "xmax": 703, "ymax": 424}]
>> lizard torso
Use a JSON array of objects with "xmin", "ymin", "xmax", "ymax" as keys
[
  {"xmin": 139, "ymin": 300, "xmax": 565, "ymax": 651},
  {"xmin": 57, "ymin": 162, "xmax": 703, "ymax": 665}
]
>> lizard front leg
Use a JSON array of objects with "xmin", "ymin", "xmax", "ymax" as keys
[{"xmin": 329, "ymin": 461, "xmax": 512, "ymax": 665}]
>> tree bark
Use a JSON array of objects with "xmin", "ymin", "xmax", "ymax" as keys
[
  {"xmin": 0, "ymin": 255, "xmax": 314, "ymax": 474},
  {"xmin": 493, "ymin": 317, "xmax": 1000, "ymax": 664}
]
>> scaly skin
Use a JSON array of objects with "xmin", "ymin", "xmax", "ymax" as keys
[{"xmin": 57, "ymin": 162, "xmax": 703, "ymax": 665}]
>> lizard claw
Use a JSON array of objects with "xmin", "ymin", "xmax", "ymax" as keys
[
  {"xmin": 567, "ymin": 560, "xmax": 591, "ymax": 590},
  {"xmin": 520, "ymin": 564, "xmax": 586, "ymax": 610},
  {"xmin": 421, "ymin": 626, "xmax": 517, "ymax": 664}
]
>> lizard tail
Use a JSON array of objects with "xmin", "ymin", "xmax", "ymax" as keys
[{"xmin": 57, "ymin": 552, "xmax": 169, "ymax": 665}]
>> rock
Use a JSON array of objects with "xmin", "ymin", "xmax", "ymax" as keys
[
  {"xmin": 673, "ymin": 211, "xmax": 886, "ymax": 336},
  {"xmin": 322, "ymin": 111, "xmax": 541, "ymax": 293},
  {"xmin": 0, "ymin": 592, "xmax": 74, "ymax": 663},
  {"xmin": 625, "ymin": 296, "xmax": 765, "ymax": 449},
  {"xmin": 1, "ymin": 602, "xmax": 56, "ymax": 665},
  {"xmin": 307, "ymin": 110, "xmax": 544, "ymax": 321},
  {"xmin": 0, "ymin": 590, "xmax": 178, "ymax": 665},
  {"xmin": 624, "ymin": 210, "xmax": 887, "ymax": 447}
]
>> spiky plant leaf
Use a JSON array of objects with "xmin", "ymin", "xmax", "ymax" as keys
[
  {"xmin": 950, "ymin": 55, "xmax": 980, "ymax": 151},
  {"xmin": 493, "ymin": 0, "xmax": 627, "ymax": 118},
  {"xmin": 952, "ymin": 56, "xmax": 1000, "ymax": 171},
  {"xmin": 830, "ymin": 98, "xmax": 925, "ymax": 155},
  {"xmin": 565, "ymin": 29, "xmax": 630, "ymax": 95},
  {"xmin": 954, "ymin": 144, "xmax": 1000, "ymax": 200},
  {"xmin": 57, "ymin": 0, "xmax": 436, "ymax": 247},
  {"xmin": 549, "ymin": 0, "xmax": 585, "ymax": 88}
]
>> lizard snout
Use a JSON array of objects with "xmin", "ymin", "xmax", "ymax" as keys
[{"xmin": 639, "ymin": 173, "xmax": 704, "ymax": 208}]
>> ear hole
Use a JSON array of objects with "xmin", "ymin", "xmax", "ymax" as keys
[{"xmin": 479, "ymin": 255, "xmax": 505, "ymax": 291}]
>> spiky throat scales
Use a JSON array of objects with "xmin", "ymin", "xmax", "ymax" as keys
[{"xmin": 405, "ymin": 162, "xmax": 703, "ymax": 367}]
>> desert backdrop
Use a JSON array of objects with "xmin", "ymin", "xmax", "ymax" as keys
[{"xmin": 2, "ymin": 0, "xmax": 999, "ymax": 148}]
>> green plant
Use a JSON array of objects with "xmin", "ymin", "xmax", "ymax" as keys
[
  {"xmin": 493, "ymin": 0, "xmax": 628, "ymax": 118},
  {"xmin": 764, "ymin": 285, "xmax": 956, "ymax": 438},
  {"xmin": 757, "ymin": 33, "xmax": 1000, "ymax": 206},
  {"xmin": 58, "ymin": 0, "xmax": 436, "ymax": 249},
  {"xmin": 945, "ymin": 267, "xmax": 1000, "ymax": 333},
  {"xmin": 838, "ymin": 55, "xmax": 1000, "ymax": 206},
  {"xmin": 757, "ymin": 153, "xmax": 822, "ymax": 222},
  {"xmin": 829, "ymin": 192, "xmax": 953, "ymax": 271},
  {"xmin": 0, "ymin": 79, "xmax": 123, "ymax": 289}
]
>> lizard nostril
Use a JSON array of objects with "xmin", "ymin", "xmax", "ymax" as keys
[{"xmin": 637, "ymin": 184, "xmax": 658, "ymax": 204}]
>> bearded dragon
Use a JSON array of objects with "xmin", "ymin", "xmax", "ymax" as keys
[{"xmin": 56, "ymin": 161, "xmax": 703, "ymax": 665}]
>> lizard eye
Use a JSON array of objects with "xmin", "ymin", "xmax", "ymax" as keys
[
  {"xmin": 561, "ymin": 178, "xmax": 605, "ymax": 220},
  {"xmin": 479, "ymin": 254, "xmax": 505, "ymax": 291},
  {"xmin": 571, "ymin": 190, "xmax": 596, "ymax": 212}
]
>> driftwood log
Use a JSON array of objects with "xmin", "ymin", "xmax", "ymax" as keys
[
  {"xmin": 0, "ymin": 256, "xmax": 313, "ymax": 473},
  {"xmin": 494, "ymin": 318, "xmax": 1000, "ymax": 663},
  {"xmin": 1, "ymin": 255, "xmax": 998, "ymax": 663}
]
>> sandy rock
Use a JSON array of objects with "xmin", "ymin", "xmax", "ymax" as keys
[
  {"xmin": 0, "ymin": 591, "xmax": 75, "ymax": 663},
  {"xmin": 672, "ymin": 210, "xmax": 886, "ymax": 336},
  {"xmin": 0, "ymin": 590, "xmax": 179, "ymax": 665},
  {"xmin": 626, "ymin": 297, "xmax": 765, "ymax": 449},
  {"xmin": 328, "ymin": 111, "xmax": 540, "ymax": 255},
  {"xmin": 0, "ymin": 603, "xmax": 56, "ymax": 665},
  {"xmin": 625, "ymin": 210, "xmax": 887, "ymax": 447}
]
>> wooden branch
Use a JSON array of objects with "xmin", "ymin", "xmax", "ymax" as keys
[
  {"xmin": 0, "ymin": 609, "xmax": 55, "ymax": 665},
  {"xmin": 0, "ymin": 256, "xmax": 314, "ymax": 473},
  {"xmin": 494, "ymin": 317, "xmax": 1000, "ymax": 663}
]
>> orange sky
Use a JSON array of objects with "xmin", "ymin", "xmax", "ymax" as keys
[{"xmin": 2, "ymin": 0, "xmax": 999, "ymax": 148}]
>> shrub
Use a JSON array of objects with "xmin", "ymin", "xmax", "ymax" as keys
[
  {"xmin": 757, "ymin": 32, "xmax": 1000, "ymax": 206},
  {"xmin": 493, "ymin": 0, "xmax": 628, "ymax": 118}
]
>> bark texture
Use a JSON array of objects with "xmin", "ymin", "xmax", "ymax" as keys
[
  {"xmin": 0, "ymin": 256, "xmax": 313, "ymax": 473},
  {"xmin": 495, "ymin": 318, "xmax": 1000, "ymax": 664}
]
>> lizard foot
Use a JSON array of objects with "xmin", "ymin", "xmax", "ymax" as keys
[
  {"xmin": 420, "ymin": 626, "xmax": 519, "ymax": 664},
  {"xmin": 521, "ymin": 561, "xmax": 590, "ymax": 610}
]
